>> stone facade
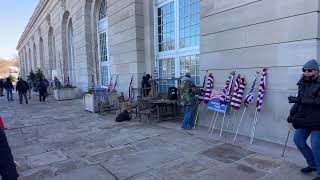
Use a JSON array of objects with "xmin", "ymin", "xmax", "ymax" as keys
[{"xmin": 17, "ymin": 0, "xmax": 319, "ymax": 144}]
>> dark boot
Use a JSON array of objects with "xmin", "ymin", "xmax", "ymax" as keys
[{"xmin": 301, "ymin": 166, "xmax": 317, "ymax": 174}]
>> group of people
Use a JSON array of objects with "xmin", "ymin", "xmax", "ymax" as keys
[
  {"xmin": 179, "ymin": 59, "xmax": 320, "ymax": 180},
  {"xmin": 0, "ymin": 76, "xmax": 49, "ymax": 104}
]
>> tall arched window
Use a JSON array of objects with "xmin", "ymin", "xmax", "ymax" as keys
[
  {"xmin": 39, "ymin": 37, "xmax": 44, "ymax": 70},
  {"xmin": 33, "ymin": 43, "xmax": 37, "ymax": 70},
  {"xmin": 68, "ymin": 19, "xmax": 75, "ymax": 84},
  {"xmin": 97, "ymin": 0, "xmax": 109, "ymax": 85}
]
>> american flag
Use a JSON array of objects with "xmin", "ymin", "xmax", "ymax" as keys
[
  {"xmin": 256, "ymin": 68, "xmax": 267, "ymax": 112},
  {"xmin": 203, "ymin": 73, "xmax": 214, "ymax": 103},
  {"xmin": 231, "ymin": 75, "xmax": 241, "ymax": 109},
  {"xmin": 128, "ymin": 75, "xmax": 133, "ymax": 100},
  {"xmin": 220, "ymin": 72, "xmax": 235, "ymax": 105},
  {"xmin": 209, "ymin": 89, "xmax": 223, "ymax": 100},
  {"xmin": 231, "ymin": 76, "xmax": 246, "ymax": 110},
  {"xmin": 244, "ymin": 72, "xmax": 259, "ymax": 107}
]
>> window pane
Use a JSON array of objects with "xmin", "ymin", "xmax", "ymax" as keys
[
  {"xmin": 179, "ymin": 0, "xmax": 200, "ymax": 48},
  {"xmin": 180, "ymin": 55, "xmax": 200, "ymax": 85},
  {"xmin": 99, "ymin": 32, "xmax": 108, "ymax": 62},
  {"xmin": 99, "ymin": 0, "xmax": 107, "ymax": 20},
  {"xmin": 159, "ymin": 58, "xmax": 175, "ymax": 92},
  {"xmin": 158, "ymin": 2, "xmax": 175, "ymax": 52}
]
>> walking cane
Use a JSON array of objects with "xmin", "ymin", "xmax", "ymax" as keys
[{"xmin": 281, "ymin": 126, "xmax": 292, "ymax": 158}]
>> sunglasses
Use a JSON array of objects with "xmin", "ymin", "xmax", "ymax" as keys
[{"xmin": 302, "ymin": 69, "xmax": 313, "ymax": 73}]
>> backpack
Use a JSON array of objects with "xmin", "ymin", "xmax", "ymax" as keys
[{"xmin": 115, "ymin": 110, "xmax": 131, "ymax": 122}]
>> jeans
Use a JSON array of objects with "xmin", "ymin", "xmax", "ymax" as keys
[
  {"xmin": 182, "ymin": 105, "xmax": 194, "ymax": 129},
  {"xmin": 294, "ymin": 129, "xmax": 320, "ymax": 176},
  {"xmin": 18, "ymin": 92, "xmax": 28, "ymax": 104},
  {"xmin": 5, "ymin": 89, "xmax": 13, "ymax": 101}
]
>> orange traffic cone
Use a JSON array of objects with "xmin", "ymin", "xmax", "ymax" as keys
[{"xmin": 0, "ymin": 116, "xmax": 6, "ymax": 129}]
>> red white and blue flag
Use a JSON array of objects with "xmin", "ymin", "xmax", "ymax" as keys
[
  {"xmin": 256, "ymin": 68, "xmax": 267, "ymax": 112},
  {"xmin": 203, "ymin": 73, "xmax": 214, "ymax": 103},
  {"xmin": 231, "ymin": 75, "xmax": 246, "ymax": 110},
  {"xmin": 244, "ymin": 72, "xmax": 259, "ymax": 107},
  {"xmin": 220, "ymin": 72, "xmax": 235, "ymax": 105}
]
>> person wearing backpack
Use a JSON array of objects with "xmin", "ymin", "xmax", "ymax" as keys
[
  {"xmin": 15, "ymin": 78, "xmax": 29, "ymax": 104},
  {"xmin": 36, "ymin": 77, "xmax": 48, "ymax": 102}
]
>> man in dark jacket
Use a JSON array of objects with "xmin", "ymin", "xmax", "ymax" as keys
[
  {"xmin": 288, "ymin": 59, "xmax": 320, "ymax": 180},
  {"xmin": 16, "ymin": 78, "xmax": 29, "ymax": 104},
  {"xmin": 0, "ymin": 128, "xmax": 19, "ymax": 180},
  {"xmin": 3, "ymin": 78, "xmax": 14, "ymax": 102},
  {"xmin": 0, "ymin": 79, "xmax": 4, "ymax": 96},
  {"xmin": 36, "ymin": 77, "xmax": 48, "ymax": 102}
]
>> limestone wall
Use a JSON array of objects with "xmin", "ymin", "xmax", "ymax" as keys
[{"xmin": 200, "ymin": 0, "xmax": 320, "ymax": 144}]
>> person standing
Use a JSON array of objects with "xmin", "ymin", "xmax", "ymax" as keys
[
  {"xmin": 180, "ymin": 72, "xmax": 198, "ymax": 130},
  {"xmin": 36, "ymin": 77, "xmax": 48, "ymax": 102},
  {"xmin": 0, "ymin": 128, "xmax": 19, "ymax": 180},
  {"xmin": 15, "ymin": 78, "xmax": 29, "ymax": 104},
  {"xmin": 3, "ymin": 78, "xmax": 13, "ymax": 102},
  {"xmin": 287, "ymin": 59, "xmax": 320, "ymax": 180},
  {"xmin": 0, "ymin": 79, "xmax": 4, "ymax": 96},
  {"xmin": 27, "ymin": 77, "xmax": 33, "ymax": 99}
]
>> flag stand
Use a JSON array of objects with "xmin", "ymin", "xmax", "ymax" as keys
[
  {"xmin": 233, "ymin": 107, "xmax": 247, "ymax": 142},
  {"xmin": 220, "ymin": 111, "xmax": 227, "ymax": 136},
  {"xmin": 250, "ymin": 110, "xmax": 260, "ymax": 144},
  {"xmin": 225, "ymin": 109, "xmax": 237, "ymax": 143},
  {"xmin": 210, "ymin": 112, "xmax": 219, "ymax": 135},
  {"xmin": 208, "ymin": 111, "xmax": 217, "ymax": 132},
  {"xmin": 281, "ymin": 126, "xmax": 292, "ymax": 157}
]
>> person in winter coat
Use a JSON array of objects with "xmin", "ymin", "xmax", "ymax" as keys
[
  {"xmin": 0, "ymin": 128, "xmax": 19, "ymax": 180},
  {"xmin": 3, "ymin": 78, "xmax": 14, "ymax": 102},
  {"xmin": 36, "ymin": 77, "xmax": 48, "ymax": 102},
  {"xmin": 15, "ymin": 78, "xmax": 29, "ymax": 104},
  {"xmin": 27, "ymin": 77, "xmax": 33, "ymax": 99},
  {"xmin": 0, "ymin": 79, "xmax": 4, "ymax": 96},
  {"xmin": 141, "ymin": 75, "xmax": 151, "ymax": 97},
  {"xmin": 288, "ymin": 59, "xmax": 320, "ymax": 180},
  {"xmin": 181, "ymin": 72, "xmax": 198, "ymax": 129}
]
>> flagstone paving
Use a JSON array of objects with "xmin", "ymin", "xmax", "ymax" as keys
[{"xmin": 0, "ymin": 94, "xmax": 316, "ymax": 179}]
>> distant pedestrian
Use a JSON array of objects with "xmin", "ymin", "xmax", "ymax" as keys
[
  {"xmin": 15, "ymin": 78, "xmax": 29, "ymax": 104},
  {"xmin": 36, "ymin": 77, "xmax": 48, "ymax": 102},
  {"xmin": 0, "ymin": 79, "xmax": 4, "ymax": 96},
  {"xmin": 0, "ymin": 128, "xmax": 19, "ymax": 180},
  {"xmin": 27, "ymin": 77, "xmax": 33, "ymax": 99},
  {"xmin": 3, "ymin": 78, "xmax": 13, "ymax": 102}
]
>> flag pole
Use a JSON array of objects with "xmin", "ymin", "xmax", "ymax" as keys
[
  {"xmin": 233, "ymin": 107, "xmax": 247, "ymax": 142},
  {"xmin": 193, "ymin": 101, "xmax": 201, "ymax": 128},
  {"xmin": 281, "ymin": 126, "xmax": 292, "ymax": 157},
  {"xmin": 211, "ymin": 112, "xmax": 219, "ymax": 134},
  {"xmin": 208, "ymin": 111, "xmax": 217, "ymax": 132},
  {"xmin": 250, "ymin": 110, "xmax": 260, "ymax": 144},
  {"xmin": 220, "ymin": 111, "xmax": 227, "ymax": 136}
]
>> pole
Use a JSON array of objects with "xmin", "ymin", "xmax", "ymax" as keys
[
  {"xmin": 233, "ymin": 107, "xmax": 247, "ymax": 142},
  {"xmin": 208, "ymin": 111, "xmax": 217, "ymax": 132},
  {"xmin": 220, "ymin": 111, "xmax": 227, "ymax": 136},
  {"xmin": 194, "ymin": 101, "xmax": 201, "ymax": 128},
  {"xmin": 281, "ymin": 126, "xmax": 292, "ymax": 157},
  {"xmin": 211, "ymin": 112, "xmax": 219, "ymax": 134},
  {"xmin": 250, "ymin": 110, "xmax": 259, "ymax": 144}
]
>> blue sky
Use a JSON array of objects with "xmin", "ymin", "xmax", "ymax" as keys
[{"xmin": 0, "ymin": 0, "xmax": 39, "ymax": 60}]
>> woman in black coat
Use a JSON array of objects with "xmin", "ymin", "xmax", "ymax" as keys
[
  {"xmin": 288, "ymin": 59, "xmax": 320, "ymax": 180},
  {"xmin": 0, "ymin": 129, "xmax": 18, "ymax": 180}
]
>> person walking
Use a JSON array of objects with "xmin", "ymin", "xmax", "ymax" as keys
[
  {"xmin": 3, "ymin": 78, "xmax": 13, "ymax": 102},
  {"xmin": 27, "ymin": 77, "xmax": 33, "ymax": 99},
  {"xmin": 36, "ymin": 77, "xmax": 48, "ymax": 102},
  {"xmin": 0, "ymin": 127, "xmax": 19, "ymax": 180},
  {"xmin": 287, "ymin": 59, "xmax": 320, "ymax": 180},
  {"xmin": 0, "ymin": 79, "xmax": 4, "ymax": 96},
  {"xmin": 180, "ymin": 72, "xmax": 198, "ymax": 130},
  {"xmin": 15, "ymin": 78, "xmax": 29, "ymax": 104}
]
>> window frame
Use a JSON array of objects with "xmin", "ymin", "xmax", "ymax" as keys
[{"xmin": 154, "ymin": 0, "xmax": 200, "ymax": 85}]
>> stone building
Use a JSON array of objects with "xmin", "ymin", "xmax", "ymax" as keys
[{"xmin": 17, "ymin": 0, "xmax": 319, "ymax": 144}]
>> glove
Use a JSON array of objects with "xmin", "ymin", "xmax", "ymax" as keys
[
  {"xmin": 301, "ymin": 97, "xmax": 314, "ymax": 104},
  {"xmin": 288, "ymin": 96, "xmax": 301, "ymax": 103}
]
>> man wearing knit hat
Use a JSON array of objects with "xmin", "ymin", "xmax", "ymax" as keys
[{"xmin": 287, "ymin": 59, "xmax": 320, "ymax": 180}]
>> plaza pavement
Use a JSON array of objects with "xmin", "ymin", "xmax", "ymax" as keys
[{"xmin": 0, "ymin": 93, "xmax": 315, "ymax": 180}]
